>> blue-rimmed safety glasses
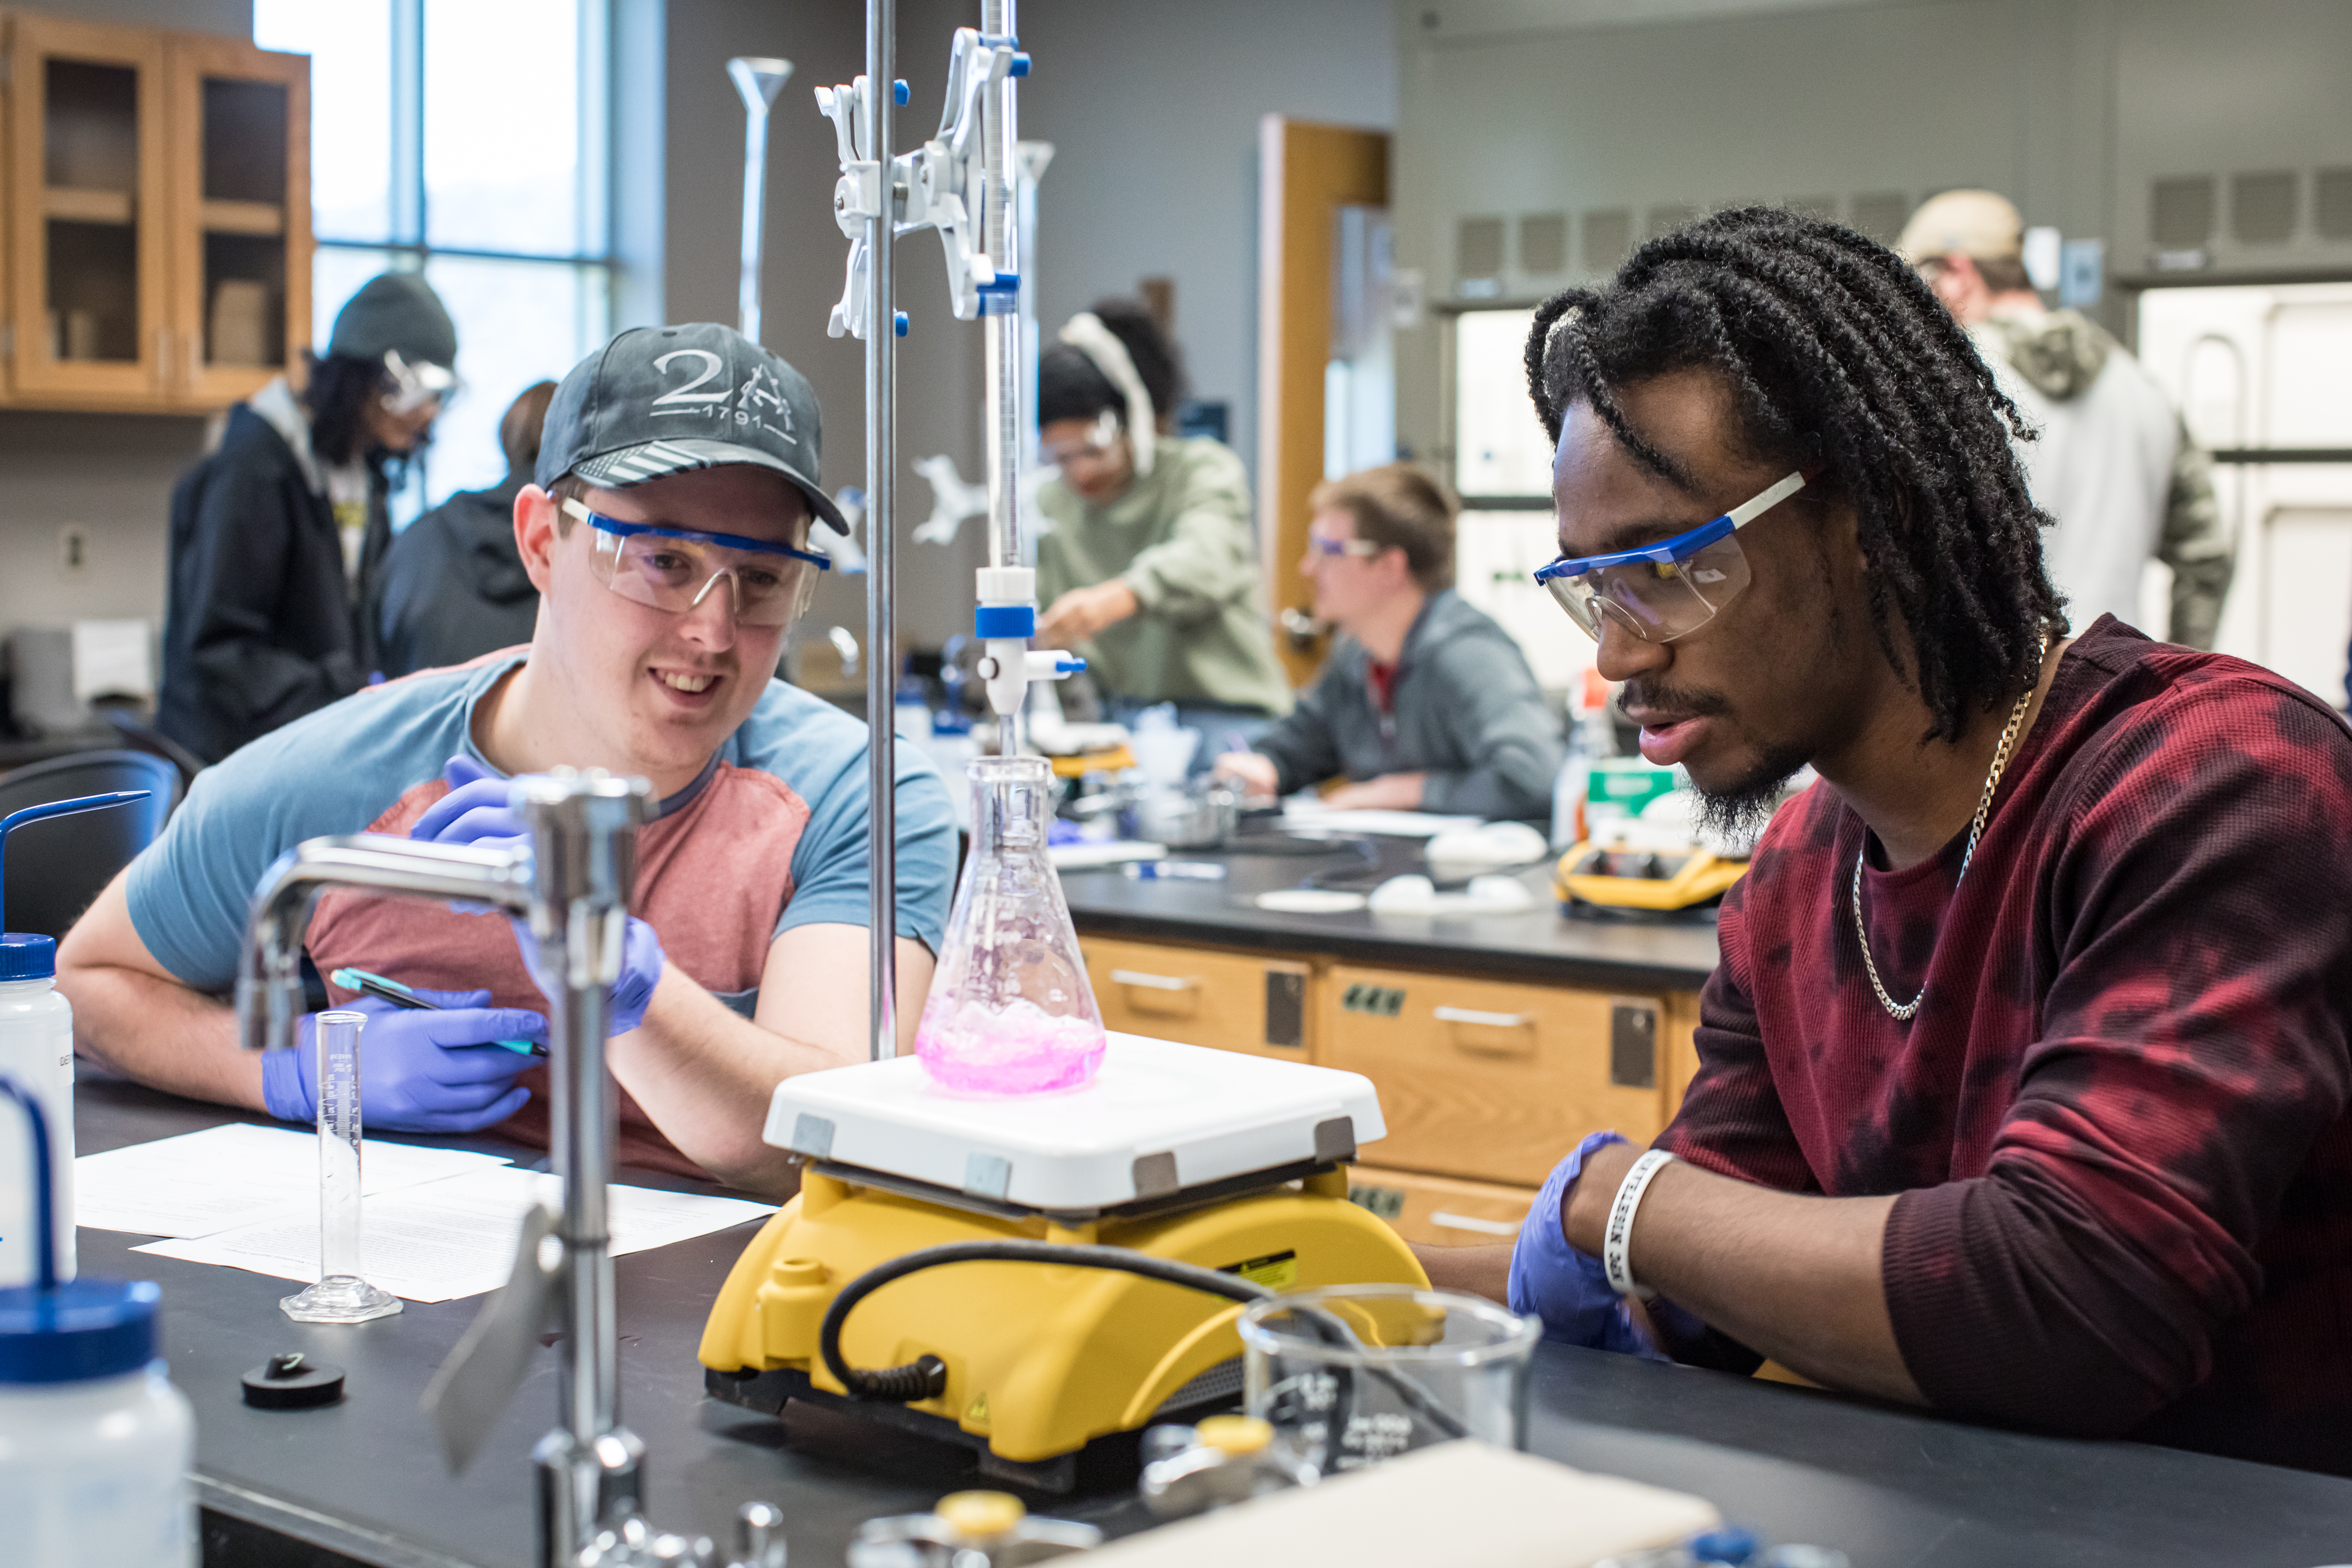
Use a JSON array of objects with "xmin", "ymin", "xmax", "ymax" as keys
[
  {"xmin": 561, "ymin": 498, "xmax": 831, "ymax": 627},
  {"xmin": 1304, "ymin": 532, "xmax": 1382, "ymax": 560},
  {"xmin": 1531, "ymin": 470, "xmax": 1807, "ymax": 644}
]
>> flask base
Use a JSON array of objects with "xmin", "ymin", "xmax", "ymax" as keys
[{"xmin": 281, "ymin": 1275, "xmax": 403, "ymax": 1324}]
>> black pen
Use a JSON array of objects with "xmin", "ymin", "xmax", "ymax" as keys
[{"xmin": 329, "ymin": 966, "xmax": 548, "ymax": 1057}]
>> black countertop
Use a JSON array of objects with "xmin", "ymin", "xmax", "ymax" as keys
[
  {"xmin": 76, "ymin": 1079, "xmax": 2352, "ymax": 1568},
  {"xmin": 1058, "ymin": 833, "xmax": 1723, "ymax": 991}
]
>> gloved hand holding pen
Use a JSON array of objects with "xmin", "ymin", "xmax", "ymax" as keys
[
  {"xmin": 409, "ymin": 755, "xmax": 670, "ymax": 1035},
  {"xmin": 260, "ymin": 989, "xmax": 547, "ymax": 1133}
]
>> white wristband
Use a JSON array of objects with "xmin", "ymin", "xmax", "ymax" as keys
[{"xmin": 1602, "ymin": 1149, "xmax": 1675, "ymax": 1299}]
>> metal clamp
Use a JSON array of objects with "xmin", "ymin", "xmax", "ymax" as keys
[{"xmin": 817, "ymin": 27, "xmax": 1024, "ymax": 338}]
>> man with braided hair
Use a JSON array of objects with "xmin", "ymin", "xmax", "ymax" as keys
[{"xmin": 1424, "ymin": 207, "xmax": 2352, "ymax": 1475}]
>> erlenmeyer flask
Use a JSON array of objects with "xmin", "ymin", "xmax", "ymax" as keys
[{"xmin": 916, "ymin": 755, "xmax": 1107, "ymax": 1094}]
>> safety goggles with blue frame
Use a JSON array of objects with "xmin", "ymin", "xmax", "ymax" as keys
[
  {"xmin": 562, "ymin": 498, "xmax": 832, "ymax": 627},
  {"xmin": 1531, "ymin": 470, "xmax": 1807, "ymax": 644}
]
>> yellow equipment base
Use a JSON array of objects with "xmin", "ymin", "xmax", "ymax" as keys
[
  {"xmin": 699, "ymin": 1164, "xmax": 1426, "ymax": 1469},
  {"xmin": 1555, "ymin": 839, "xmax": 1748, "ymax": 913}
]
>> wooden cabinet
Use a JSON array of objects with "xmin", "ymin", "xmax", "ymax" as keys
[
  {"xmin": 1, "ymin": 9, "xmax": 308, "ymax": 411},
  {"xmin": 164, "ymin": 31, "xmax": 308, "ymax": 409},
  {"xmin": 1081, "ymin": 935, "xmax": 1315, "ymax": 1061},
  {"xmin": 1077, "ymin": 931, "xmax": 1711, "ymax": 1220},
  {"xmin": 1346, "ymin": 1165, "xmax": 1537, "ymax": 1249},
  {"xmin": 1322, "ymin": 962, "xmax": 1676, "ymax": 1187}
]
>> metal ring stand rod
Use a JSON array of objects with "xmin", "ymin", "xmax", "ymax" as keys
[{"xmin": 866, "ymin": 0, "xmax": 900, "ymax": 1063}]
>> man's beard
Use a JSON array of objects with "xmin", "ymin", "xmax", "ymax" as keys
[
  {"xmin": 1691, "ymin": 742, "xmax": 1811, "ymax": 852},
  {"xmin": 1619, "ymin": 677, "xmax": 1810, "ymax": 851}
]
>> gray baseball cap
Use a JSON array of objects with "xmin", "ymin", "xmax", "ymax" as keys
[{"xmin": 537, "ymin": 323, "xmax": 847, "ymax": 534}]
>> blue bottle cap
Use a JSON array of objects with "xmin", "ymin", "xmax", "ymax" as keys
[
  {"xmin": 0, "ymin": 1278, "xmax": 161, "ymax": 1384},
  {"xmin": 0, "ymin": 1073, "xmax": 164, "ymax": 1384},
  {"xmin": 0, "ymin": 931, "xmax": 54, "ymax": 982}
]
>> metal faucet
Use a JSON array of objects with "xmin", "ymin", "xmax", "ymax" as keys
[{"xmin": 237, "ymin": 770, "xmax": 783, "ymax": 1568}]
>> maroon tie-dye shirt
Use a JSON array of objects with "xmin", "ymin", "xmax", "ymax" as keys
[{"xmin": 1657, "ymin": 617, "xmax": 2352, "ymax": 1475}]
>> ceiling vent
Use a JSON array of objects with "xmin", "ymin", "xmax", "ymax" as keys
[
  {"xmin": 2315, "ymin": 168, "xmax": 2352, "ymax": 241},
  {"xmin": 1645, "ymin": 202, "xmax": 1696, "ymax": 239},
  {"xmin": 1582, "ymin": 208, "xmax": 1632, "ymax": 273},
  {"xmin": 2230, "ymin": 171, "xmax": 2297, "ymax": 245},
  {"xmin": 1519, "ymin": 212, "xmax": 1568, "ymax": 274},
  {"xmin": 1847, "ymin": 192, "xmax": 1910, "ymax": 246},
  {"xmin": 2150, "ymin": 176, "xmax": 2216, "ymax": 249},
  {"xmin": 1456, "ymin": 215, "xmax": 1506, "ymax": 294}
]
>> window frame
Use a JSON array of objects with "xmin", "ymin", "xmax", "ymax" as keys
[{"xmin": 262, "ymin": 0, "xmax": 619, "ymax": 510}]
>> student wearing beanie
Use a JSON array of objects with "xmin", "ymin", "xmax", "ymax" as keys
[{"xmin": 158, "ymin": 272, "xmax": 461, "ymax": 761}]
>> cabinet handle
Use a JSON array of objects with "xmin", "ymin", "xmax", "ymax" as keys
[
  {"xmin": 1430, "ymin": 1210, "xmax": 1518, "ymax": 1237},
  {"xmin": 1433, "ymin": 1006, "xmax": 1531, "ymax": 1029},
  {"xmin": 1109, "ymin": 969, "xmax": 1200, "ymax": 992}
]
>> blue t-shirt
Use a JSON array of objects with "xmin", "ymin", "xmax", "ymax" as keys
[{"xmin": 125, "ymin": 651, "xmax": 957, "ymax": 1171}]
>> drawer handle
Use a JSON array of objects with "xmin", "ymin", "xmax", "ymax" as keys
[
  {"xmin": 1433, "ymin": 1006, "xmax": 1531, "ymax": 1029},
  {"xmin": 1109, "ymin": 969, "xmax": 1201, "ymax": 992},
  {"xmin": 1430, "ymin": 1211, "xmax": 1519, "ymax": 1237}
]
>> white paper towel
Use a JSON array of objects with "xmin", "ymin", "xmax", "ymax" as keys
[{"xmin": 71, "ymin": 618, "xmax": 153, "ymax": 704}]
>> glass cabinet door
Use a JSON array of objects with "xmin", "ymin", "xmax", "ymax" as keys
[
  {"xmin": 167, "ymin": 35, "xmax": 309, "ymax": 406},
  {"xmin": 4, "ymin": 14, "xmax": 168, "ymax": 403}
]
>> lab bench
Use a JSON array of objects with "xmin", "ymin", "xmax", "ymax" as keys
[
  {"xmin": 74, "ymin": 1077, "xmax": 2352, "ymax": 1568},
  {"xmin": 1059, "ymin": 845, "xmax": 1721, "ymax": 1249}
]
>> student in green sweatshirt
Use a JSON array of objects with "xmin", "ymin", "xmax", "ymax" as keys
[{"xmin": 1034, "ymin": 299, "xmax": 1292, "ymax": 735}]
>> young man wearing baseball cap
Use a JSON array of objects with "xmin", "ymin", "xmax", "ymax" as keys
[
  {"xmin": 1898, "ymin": 189, "xmax": 2230, "ymax": 649},
  {"xmin": 61, "ymin": 325, "xmax": 956, "ymax": 1195}
]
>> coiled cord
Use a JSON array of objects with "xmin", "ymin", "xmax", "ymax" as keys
[{"xmin": 814, "ymin": 1239, "xmax": 1468, "ymax": 1441}]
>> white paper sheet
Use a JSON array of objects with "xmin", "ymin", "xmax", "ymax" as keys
[
  {"xmin": 1280, "ymin": 805, "xmax": 1485, "ymax": 838},
  {"xmin": 132, "ymin": 1166, "xmax": 774, "ymax": 1302},
  {"xmin": 75, "ymin": 1122, "xmax": 513, "ymax": 1238}
]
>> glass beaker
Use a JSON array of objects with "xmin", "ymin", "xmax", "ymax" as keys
[
  {"xmin": 916, "ymin": 755, "xmax": 1107, "ymax": 1094},
  {"xmin": 282, "ymin": 1011, "xmax": 401, "ymax": 1324},
  {"xmin": 1238, "ymin": 1284, "xmax": 1539, "ymax": 1476}
]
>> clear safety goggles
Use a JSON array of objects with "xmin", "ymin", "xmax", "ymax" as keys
[
  {"xmin": 564, "ymin": 499, "xmax": 831, "ymax": 627},
  {"xmin": 380, "ymin": 348, "xmax": 460, "ymax": 417},
  {"xmin": 1531, "ymin": 471, "xmax": 1806, "ymax": 644},
  {"xmin": 1041, "ymin": 408, "xmax": 1123, "ymax": 467},
  {"xmin": 1304, "ymin": 532, "xmax": 1381, "ymax": 560}
]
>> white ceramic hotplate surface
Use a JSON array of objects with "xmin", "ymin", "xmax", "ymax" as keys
[{"xmin": 761, "ymin": 1033, "xmax": 1387, "ymax": 1211}]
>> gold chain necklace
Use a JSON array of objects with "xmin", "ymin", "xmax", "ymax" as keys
[{"xmin": 1851, "ymin": 672, "xmax": 2040, "ymax": 1023}]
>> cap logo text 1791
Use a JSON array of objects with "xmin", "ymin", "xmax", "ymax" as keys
[{"xmin": 647, "ymin": 348, "xmax": 796, "ymax": 442}]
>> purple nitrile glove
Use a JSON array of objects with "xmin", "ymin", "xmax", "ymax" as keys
[
  {"xmin": 260, "ymin": 989, "xmax": 547, "ymax": 1134},
  {"xmin": 1507, "ymin": 1129, "xmax": 1669, "ymax": 1359},
  {"xmin": 411, "ymin": 754, "xmax": 668, "ymax": 1036}
]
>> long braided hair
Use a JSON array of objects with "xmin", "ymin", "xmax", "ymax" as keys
[{"xmin": 1525, "ymin": 206, "xmax": 2063, "ymax": 742}]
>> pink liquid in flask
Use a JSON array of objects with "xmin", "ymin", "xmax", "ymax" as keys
[{"xmin": 915, "ymin": 996, "xmax": 1107, "ymax": 1095}]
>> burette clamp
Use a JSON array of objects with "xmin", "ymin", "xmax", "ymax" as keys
[{"xmin": 973, "ymin": 567, "xmax": 1081, "ymax": 720}]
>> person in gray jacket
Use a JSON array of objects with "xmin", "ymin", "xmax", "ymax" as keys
[
  {"xmin": 372, "ymin": 379, "xmax": 556, "ymax": 677},
  {"xmin": 1215, "ymin": 464, "xmax": 1563, "ymax": 820}
]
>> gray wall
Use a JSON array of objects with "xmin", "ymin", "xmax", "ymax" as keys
[
  {"xmin": 1392, "ymin": 0, "xmax": 2352, "ymax": 477},
  {"xmin": 1019, "ymin": 0, "xmax": 1398, "ymax": 489},
  {"xmin": 0, "ymin": 0, "xmax": 251, "ymax": 644}
]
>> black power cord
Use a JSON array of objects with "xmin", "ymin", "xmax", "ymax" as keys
[{"xmin": 814, "ymin": 1240, "xmax": 1470, "ymax": 1441}]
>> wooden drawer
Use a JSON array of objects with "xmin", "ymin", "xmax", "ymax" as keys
[
  {"xmin": 1348, "ymin": 1165, "xmax": 1538, "ymax": 1249},
  {"xmin": 1665, "ymin": 991, "xmax": 1704, "ymax": 1116},
  {"xmin": 1322, "ymin": 963, "xmax": 1672, "ymax": 1187},
  {"xmin": 1080, "ymin": 936, "xmax": 1315, "ymax": 1060}
]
